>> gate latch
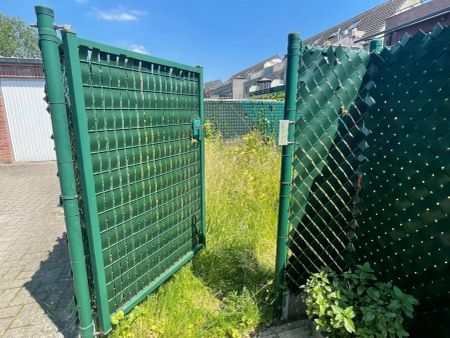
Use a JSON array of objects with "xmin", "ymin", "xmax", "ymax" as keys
[
  {"xmin": 278, "ymin": 120, "xmax": 294, "ymax": 146},
  {"xmin": 192, "ymin": 119, "xmax": 204, "ymax": 141}
]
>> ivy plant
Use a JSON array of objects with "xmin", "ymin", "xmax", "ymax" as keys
[{"xmin": 302, "ymin": 262, "xmax": 418, "ymax": 337}]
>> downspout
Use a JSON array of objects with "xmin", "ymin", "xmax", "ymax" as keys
[
  {"xmin": 273, "ymin": 32, "xmax": 300, "ymax": 319},
  {"xmin": 35, "ymin": 6, "xmax": 95, "ymax": 338}
]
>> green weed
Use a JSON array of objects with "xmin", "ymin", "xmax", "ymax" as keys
[{"xmin": 110, "ymin": 133, "xmax": 280, "ymax": 338}]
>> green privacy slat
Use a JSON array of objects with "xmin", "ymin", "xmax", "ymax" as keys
[
  {"xmin": 59, "ymin": 30, "xmax": 205, "ymax": 334},
  {"xmin": 284, "ymin": 25, "xmax": 450, "ymax": 336},
  {"xmin": 355, "ymin": 32, "xmax": 450, "ymax": 327},
  {"xmin": 204, "ymin": 99, "xmax": 284, "ymax": 139},
  {"xmin": 286, "ymin": 44, "xmax": 370, "ymax": 291}
]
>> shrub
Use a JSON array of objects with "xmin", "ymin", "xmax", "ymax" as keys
[{"xmin": 302, "ymin": 263, "xmax": 418, "ymax": 338}]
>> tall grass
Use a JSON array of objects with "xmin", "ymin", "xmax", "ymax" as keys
[{"xmin": 111, "ymin": 133, "xmax": 281, "ymax": 337}]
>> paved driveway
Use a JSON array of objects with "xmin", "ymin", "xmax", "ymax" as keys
[{"xmin": 0, "ymin": 162, "xmax": 77, "ymax": 337}]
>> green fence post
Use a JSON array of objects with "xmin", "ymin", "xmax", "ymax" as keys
[
  {"xmin": 369, "ymin": 39, "xmax": 383, "ymax": 53},
  {"xmin": 274, "ymin": 32, "xmax": 301, "ymax": 319},
  {"xmin": 35, "ymin": 6, "xmax": 95, "ymax": 338}
]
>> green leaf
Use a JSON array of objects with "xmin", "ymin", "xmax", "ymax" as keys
[
  {"xmin": 403, "ymin": 310, "xmax": 414, "ymax": 318},
  {"xmin": 111, "ymin": 316, "xmax": 119, "ymax": 326},
  {"xmin": 384, "ymin": 311, "xmax": 396, "ymax": 319},
  {"xmin": 343, "ymin": 318, "xmax": 355, "ymax": 333},
  {"xmin": 397, "ymin": 328, "xmax": 410, "ymax": 337},
  {"xmin": 393, "ymin": 286, "xmax": 403, "ymax": 298},
  {"xmin": 364, "ymin": 311, "xmax": 375, "ymax": 321},
  {"xmin": 403, "ymin": 302, "xmax": 414, "ymax": 313},
  {"xmin": 357, "ymin": 285, "xmax": 365, "ymax": 295},
  {"xmin": 357, "ymin": 262, "xmax": 375, "ymax": 273},
  {"xmin": 343, "ymin": 306, "xmax": 355, "ymax": 319},
  {"xmin": 331, "ymin": 304, "xmax": 342, "ymax": 314},
  {"xmin": 407, "ymin": 295, "xmax": 419, "ymax": 305},
  {"xmin": 388, "ymin": 300, "xmax": 401, "ymax": 311}
]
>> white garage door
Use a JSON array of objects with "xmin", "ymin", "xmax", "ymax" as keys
[{"xmin": 1, "ymin": 78, "xmax": 55, "ymax": 161}]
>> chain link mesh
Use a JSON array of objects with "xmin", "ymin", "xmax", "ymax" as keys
[
  {"xmin": 286, "ymin": 45, "xmax": 370, "ymax": 287},
  {"xmin": 285, "ymin": 25, "xmax": 450, "ymax": 335},
  {"xmin": 354, "ymin": 25, "xmax": 450, "ymax": 335},
  {"xmin": 204, "ymin": 99, "xmax": 284, "ymax": 139}
]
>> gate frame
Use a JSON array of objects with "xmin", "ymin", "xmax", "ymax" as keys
[{"xmin": 36, "ymin": 5, "xmax": 206, "ymax": 336}]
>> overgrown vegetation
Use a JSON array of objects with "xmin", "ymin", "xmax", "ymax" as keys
[
  {"xmin": 303, "ymin": 263, "xmax": 418, "ymax": 338},
  {"xmin": 110, "ymin": 132, "xmax": 281, "ymax": 337}
]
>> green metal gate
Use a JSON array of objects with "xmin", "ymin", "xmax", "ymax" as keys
[
  {"xmin": 275, "ymin": 26, "xmax": 449, "ymax": 336},
  {"xmin": 36, "ymin": 6, "xmax": 205, "ymax": 336}
]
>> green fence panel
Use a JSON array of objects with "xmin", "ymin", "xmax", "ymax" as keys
[
  {"xmin": 38, "ymin": 11, "xmax": 206, "ymax": 334},
  {"xmin": 204, "ymin": 99, "xmax": 284, "ymax": 139},
  {"xmin": 281, "ymin": 25, "xmax": 450, "ymax": 335},
  {"xmin": 286, "ymin": 45, "xmax": 370, "ymax": 287},
  {"xmin": 353, "ymin": 25, "xmax": 450, "ymax": 335}
]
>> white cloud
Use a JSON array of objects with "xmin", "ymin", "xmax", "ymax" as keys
[
  {"xmin": 93, "ymin": 6, "xmax": 146, "ymax": 22},
  {"xmin": 129, "ymin": 44, "xmax": 149, "ymax": 55}
]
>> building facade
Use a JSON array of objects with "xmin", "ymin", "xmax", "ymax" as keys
[
  {"xmin": 207, "ymin": 0, "xmax": 449, "ymax": 100},
  {"xmin": 303, "ymin": 0, "xmax": 420, "ymax": 48},
  {"xmin": 205, "ymin": 55, "xmax": 285, "ymax": 99}
]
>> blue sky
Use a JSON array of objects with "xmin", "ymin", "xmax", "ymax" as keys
[{"xmin": 1, "ymin": 0, "xmax": 385, "ymax": 82}]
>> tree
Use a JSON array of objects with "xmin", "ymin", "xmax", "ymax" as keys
[{"xmin": 0, "ymin": 12, "xmax": 40, "ymax": 58}]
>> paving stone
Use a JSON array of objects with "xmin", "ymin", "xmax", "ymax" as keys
[
  {"xmin": 0, "ymin": 305, "xmax": 23, "ymax": 319},
  {"xmin": 0, "ymin": 279, "xmax": 30, "ymax": 290},
  {"xmin": 0, "ymin": 317, "xmax": 12, "ymax": 333},
  {"xmin": 9, "ymin": 289, "xmax": 36, "ymax": 306},
  {"xmin": 14, "ymin": 269, "xmax": 38, "ymax": 281},
  {"xmin": 0, "ymin": 288, "xmax": 21, "ymax": 307},
  {"xmin": 2, "ymin": 325, "xmax": 63, "ymax": 338},
  {"xmin": 0, "ymin": 267, "xmax": 11, "ymax": 278},
  {"xmin": 256, "ymin": 320, "xmax": 316, "ymax": 338},
  {"xmin": 0, "ymin": 162, "xmax": 78, "ymax": 337},
  {"xmin": 8, "ymin": 301, "xmax": 50, "ymax": 328},
  {"xmin": 0, "ymin": 265, "xmax": 26, "ymax": 281}
]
